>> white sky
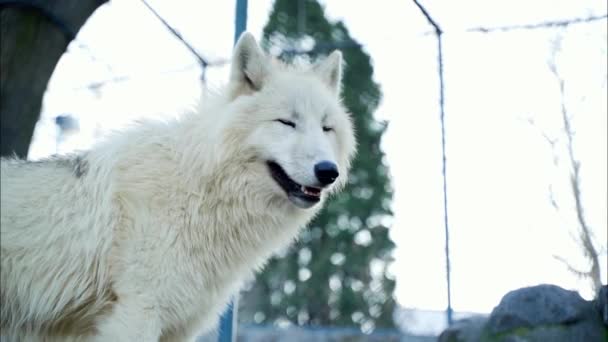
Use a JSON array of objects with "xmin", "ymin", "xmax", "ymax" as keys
[{"xmin": 29, "ymin": 0, "xmax": 607, "ymax": 314}]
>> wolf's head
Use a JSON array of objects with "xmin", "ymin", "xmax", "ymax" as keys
[{"xmin": 218, "ymin": 33, "xmax": 356, "ymax": 210}]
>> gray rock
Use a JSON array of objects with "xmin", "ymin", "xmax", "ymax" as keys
[
  {"xmin": 438, "ymin": 284, "xmax": 608, "ymax": 342},
  {"xmin": 486, "ymin": 284, "xmax": 587, "ymax": 334}
]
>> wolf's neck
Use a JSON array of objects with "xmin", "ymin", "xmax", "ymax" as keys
[{"xmin": 177, "ymin": 160, "xmax": 315, "ymax": 278}]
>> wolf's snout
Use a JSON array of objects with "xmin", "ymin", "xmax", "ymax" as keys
[{"xmin": 314, "ymin": 161, "xmax": 339, "ymax": 186}]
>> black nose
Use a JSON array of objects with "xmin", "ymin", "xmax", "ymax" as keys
[{"xmin": 314, "ymin": 161, "xmax": 339, "ymax": 186}]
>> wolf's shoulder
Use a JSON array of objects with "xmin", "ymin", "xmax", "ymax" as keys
[{"xmin": 1, "ymin": 153, "xmax": 89, "ymax": 178}]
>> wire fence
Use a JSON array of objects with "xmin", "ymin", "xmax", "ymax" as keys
[{"xmin": 37, "ymin": 0, "xmax": 608, "ymax": 339}]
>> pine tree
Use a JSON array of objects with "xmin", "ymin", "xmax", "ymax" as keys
[{"xmin": 239, "ymin": 0, "xmax": 396, "ymax": 332}]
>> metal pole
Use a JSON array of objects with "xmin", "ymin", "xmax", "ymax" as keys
[
  {"xmin": 233, "ymin": 0, "xmax": 248, "ymax": 44},
  {"xmin": 217, "ymin": 298, "xmax": 239, "ymax": 342},
  {"xmin": 410, "ymin": 0, "xmax": 453, "ymax": 326},
  {"xmin": 218, "ymin": 2, "xmax": 247, "ymax": 342},
  {"xmin": 437, "ymin": 31, "xmax": 453, "ymax": 327}
]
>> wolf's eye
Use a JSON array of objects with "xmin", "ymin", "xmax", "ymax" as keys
[
  {"xmin": 322, "ymin": 126, "xmax": 334, "ymax": 132},
  {"xmin": 276, "ymin": 119, "xmax": 296, "ymax": 128}
]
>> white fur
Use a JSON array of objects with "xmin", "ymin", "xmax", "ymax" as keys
[{"xmin": 0, "ymin": 33, "xmax": 356, "ymax": 341}]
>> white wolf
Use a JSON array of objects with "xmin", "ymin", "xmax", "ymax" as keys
[{"xmin": 0, "ymin": 33, "xmax": 356, "ymax": 341}]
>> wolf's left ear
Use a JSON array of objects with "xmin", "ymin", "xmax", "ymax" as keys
[
  {"xmin": 230, "ymin": 32, "xmax": 269, "ymax": 91},
  {"xmin": 313, "ymin": 50, "xmax": 343, "ymax": 95}
]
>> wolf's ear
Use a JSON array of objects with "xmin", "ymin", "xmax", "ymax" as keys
[
  {"xmin": 230, "ymin": 32, "xmax": 269, "ymax": 91},
  {"xmin": 313, "ymin": 50, "xmax": 343, "ymax": 95}
]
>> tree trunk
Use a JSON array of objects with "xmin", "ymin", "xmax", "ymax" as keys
[{"xmin": 0, "ymin": 0, "xmax": 106, "ymax": 158}]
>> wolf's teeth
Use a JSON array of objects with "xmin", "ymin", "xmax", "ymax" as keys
[{"xmin": 301, "ymin": 186, "xmax": 321, "ymax": 197}]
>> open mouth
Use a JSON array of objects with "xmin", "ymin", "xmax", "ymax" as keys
[{"xmin": 267, "ymin": 161, "xmax": 322, "ymax": 208}]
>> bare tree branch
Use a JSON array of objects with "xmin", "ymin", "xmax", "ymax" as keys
[
  {"xmin": 468, "ymin": 14, "xmax": 607, "ymax": 33},
  {"xmin": 74, "ymin": 58, "xmax": 228, "ymax": 92},
  {"xmin": 526, "ymin": 118, "xmax": 559, "ymax": 153},
  {"xmin": 553, "ymin": 255, "xmax": 594, "ymax": 279},
  {"xmin": 548, "ymin": 185, "xmax": 560, "ymax": 210},
  {"xmin": 548, "ymin": 49, "xmax": 603, "ymax": 294}
]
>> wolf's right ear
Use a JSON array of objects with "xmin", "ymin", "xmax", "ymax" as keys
[{"xmin": 230, "ymin": 32, "xmax": 269, "ymax": 91}]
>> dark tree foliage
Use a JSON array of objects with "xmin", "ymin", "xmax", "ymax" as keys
[{"xmin": 239, "ymin": 0, "xmax": 396, "ymax": 332}]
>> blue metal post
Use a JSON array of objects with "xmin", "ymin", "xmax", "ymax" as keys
[
  {"xmin": 217, "ymin": 2, "xmax": 247, "ymax": 342},
  {"xmin": 234, "ymin": 0, "xmax": 248, "ymax": 45},
  {"xmin": 217, "ymin": 298, "xmax": 238, "ymax": 342}
]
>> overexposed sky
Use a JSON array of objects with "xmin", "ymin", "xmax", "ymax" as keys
[{"xmin": 30, "ymin": 0, "xmax": 607, "ymax": 314}]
